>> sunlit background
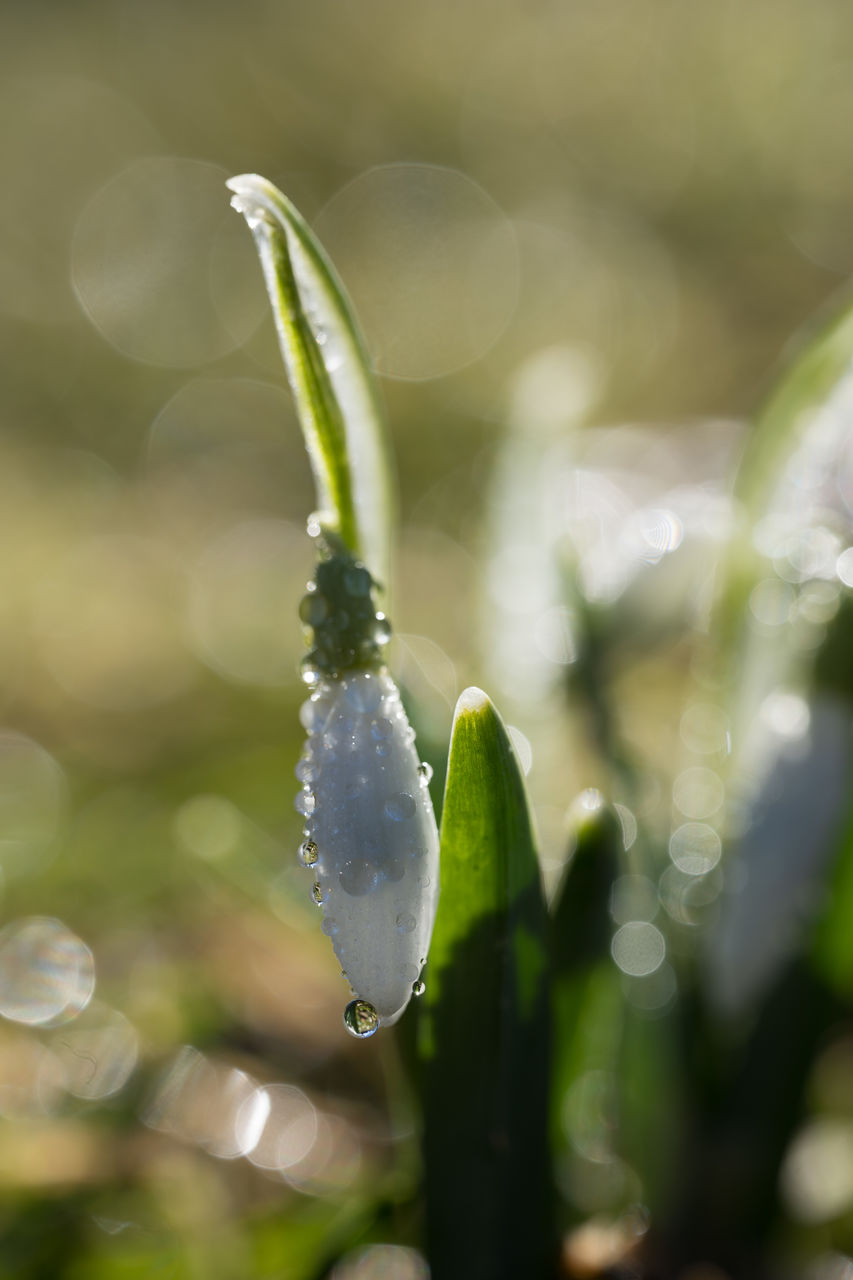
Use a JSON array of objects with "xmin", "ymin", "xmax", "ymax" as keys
[{"xmin": 2, "ymin": 1, "xmax": 853, "ymax": 1276}]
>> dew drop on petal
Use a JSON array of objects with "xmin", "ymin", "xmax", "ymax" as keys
[
  {"xmin": 417, "ymin": 761, "xmax": 434, "ymax": 785},
  {"xmin": 418, "ymin": 875, "xmax": 431, "ymax": 889},
  {"xmin": 385, "ymin": 793, "xmax": 416, "ymax": 822},
  {"xmin": 370, "ymin": 717, "xmax": 393, "ymax": 741},
  {"xmin": 383, "ymin": 854, "xmax": 406, "ymax": 882},
  {"xmin": 339, "ymin": 860, "xmax": 380, "ymax": 897},
  {"xmin": 298, "ymin": 839, "xmax": 318, "ymax": 868},
  {"xmin": 375, "ymin": 741, "xmax": 391, "ymax": 758},
  {"xmin": 295, "ymin": 757, "xmax": 316, "ymax": 784},
  {"xmin": 311, "ymin": 882, "xmax": 325, "ymax": 905},
  {"xmin": 322, "ymin": 917, "xmax": 339, "ymax": 937},
  {"xmin": 412, "ymin": 980, "xmax": 425, "ymax": 997},
  {"xmin": 396, "ymin": 912, "xmax": 416, "ymax": 934},
  {"xmin": 343, "ymin": 999, "xmax": 379, "ymax": 1039},
  {"xmin": 299, "ymin": 697, "xmax": 332, "ymax": 733}
]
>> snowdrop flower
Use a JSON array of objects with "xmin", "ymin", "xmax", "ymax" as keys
[{"xmin": 295, "ymin": 544, "xmax": 439, "ymax": 1035}]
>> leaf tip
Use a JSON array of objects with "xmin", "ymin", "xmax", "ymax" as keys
[
  {"xmin": 453, "ymin": 686, "xmax": 492, "ymax": 721},
  {"xmin": 225, "ymin": 174, "xmax": 279, "ymax": 229}
]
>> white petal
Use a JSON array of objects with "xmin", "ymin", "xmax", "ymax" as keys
[{"xmin": 297, "ymin": 670, "xmax": 439, "ymax": 1025}]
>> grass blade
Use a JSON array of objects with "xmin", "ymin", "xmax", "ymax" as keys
[
  {"xmin": 227, "ymin": 173, "xmax": 393, "ymax": 590},
  {"xmin": 419, "ymin": 688, "xmax": 553, "ymax": 1280}
]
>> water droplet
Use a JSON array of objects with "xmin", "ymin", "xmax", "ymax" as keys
[
  {"xmin": 295, "ymin": 757, "xmax": 316, "ymax": 784},
  {"xmin": 294, "ymin": 788, "xmax": 316, "ymax": 817},
  {"xmin": 412, "ymin": 980, "xmax": 425, "ymax": 997},
  {"xmin": 396, "ymin": 912, "xmax": 416, "ymax": 934},
  {"xmin": 311, "ymin": 882, "xmax": 325, "ymax": 905},
  {"xmin": 343, "ymin": 999, "xmax": 379, "ymax": 1039},
  {"xmin": 344, "ymin": 566, "xmax": 372, "ymax": 597},
  {"xmin": 375, "ymin": 741, "xmax": 391, "ymax": 758},
  {"xmin": 298, "ymin": 839, "xmax": 318, "ymax": 868},
  {"xmin": 339, "ymin": 860, "xmax": 379, "ymax": 896},
  {"xmin": 298, "ymin": 592, "xmax": 328, "ymax": 627},
  {"xmin": 418, "ymin": 875, "xmax": 431, "ymax": 889},
  {"xmin": 385, "ymin": 792, "xmax": 416, "ymax": 822},
  {"xmin": 322, "ymin": 917, "xmax": 339, "ymax": 937},
  {"xmin": 299, "ymin": 655, "xmax": 320, "ymax": 686},
  {"xmin": 417, "ymin": 761, "xmax": 434, "ymax": 785},
  {"xmin": 370, "ymin": 717, "xmax": 393, "ymax": 741},
  {"xmin": 383, "ymin": 854, "xmax": 406, "ymax": 882},
  {"xmin": 372, "ymin": 615, "xmax": 392, "ymax": 646},
  {"xmin": 299, "ymin": 698, "xmax": 330, "ymax": 733},
  {"xmin": 306, "ymin": 513, "xmax": 323, "ymax": 539}
]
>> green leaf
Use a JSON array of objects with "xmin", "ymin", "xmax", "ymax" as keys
[
  {"xmin": 549, "ymin": 800, "xmax": 623, "ymax": 1188},
  {"xmin": 227, "ymin": 173, "xmax": 394, "ymax": 591},
  {"xmin": 419, "ymin": 688, "xmax": 553, "ymax": 1280},
  {"xmin": 811, "ymin": 782, "xmax": 853, "ymax": 995}
]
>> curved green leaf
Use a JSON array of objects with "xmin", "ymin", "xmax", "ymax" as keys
[
  {"xmin": 227, "ymin": 173, "xmax": 394, "ymax": 591},
  {"xmin": 419, "ymin": 688, "xmax": 553, "ymax": 1280}
]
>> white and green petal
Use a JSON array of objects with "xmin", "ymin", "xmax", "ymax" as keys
[
  {"xmin": 296, "ymin": 669, "xmax": 438, "ymax": 1028},
  {"xmin": 294, "ymin": 546, "xmax": 439, "ymax": 1033}
]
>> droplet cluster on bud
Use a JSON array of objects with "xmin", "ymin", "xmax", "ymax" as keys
[{"xmin": 299, "ymin": 550, "xmax": 390, "ymax": 683}]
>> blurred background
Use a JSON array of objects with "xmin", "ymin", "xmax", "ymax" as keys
[{"xmin": 2, "ymin": 0, "xmax": 853, "ymax": 1276}]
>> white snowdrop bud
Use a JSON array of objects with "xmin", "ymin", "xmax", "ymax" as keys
[{"xmin": 294, "ymin": 545, "xmax": 439, "ymax": 1031}]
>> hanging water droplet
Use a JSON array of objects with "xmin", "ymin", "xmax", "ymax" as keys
[
  {"xmin": 385, "ymin": 792, "xmax": 416, "ymax": 822},
  {"xmin": 298, "ymin": 839, "xmax": 318, "ymax": 867},
  {"xmin": 412, "ymin": 980, "xmax": 425, "ymax": 997},
  {"xmin": 396, "ymin": 912, "xmax": 417, "ymax": 934},
  {"xmin": 343, "ymin": 999, "xmax": 379, "ymax": 1039},
  {"xmin": 295, "ymin": 788, "xmax": 316, "ymax": 817},
  {"xmin": 322, "ymin": 917, "xmax": 339, "ymax": 937},
  {"xmin": 417, "ymin": 761, "xmax": 434, "ymax": 785},
  {"xmin": 311, "ymin": 882, "xmax": 325, "ymax": 905}
]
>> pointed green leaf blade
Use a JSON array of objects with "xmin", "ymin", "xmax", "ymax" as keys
[
  {"xmin": 227, "ymin": 173, "xmax": 393, "ymax": 590},
  {"xmin": 419, "ymin": 688, "xmax": 553, "ymax": 1280}
]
